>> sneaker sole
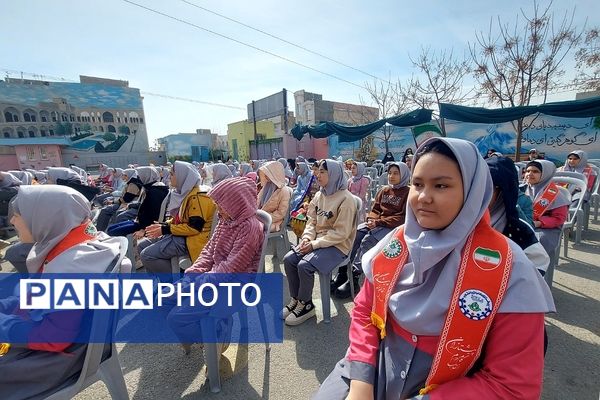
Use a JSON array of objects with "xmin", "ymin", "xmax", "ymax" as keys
[{"xmin": 284, "ymin": 308, "xmax": 316, "ymax": 326}]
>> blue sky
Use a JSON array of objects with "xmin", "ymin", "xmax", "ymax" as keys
[{"xmin": 3, "ymin": 0, "xmax": 598, "ymax": 145}]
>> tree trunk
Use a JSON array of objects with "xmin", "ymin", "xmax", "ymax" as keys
[{"xmin": 514, "ymin": 119, "xmax": 524, "ymax": 162}]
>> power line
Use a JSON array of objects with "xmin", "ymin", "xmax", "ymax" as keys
[
  {"xmin": 121, "ymin": 0, "xmax": 367, "ymax": 90},
  {"xmin": 1, "ymin": 68, "xmax": 245, "ymax": 110},
  {"xmin": 179, "ymin": 0, "xmax": 389, "ymax": 84}
]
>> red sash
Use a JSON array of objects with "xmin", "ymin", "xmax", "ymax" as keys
[
  {"xmin": 532, "ymin": 182, "xmax": 560, "ymax": 221},
  {"xmin": 370, "ymin": 213, "xmax": 512, "ymax": 394},
  {"xmin": 41, "ymin": 222, "xmax": 98, "ymax": 271}
]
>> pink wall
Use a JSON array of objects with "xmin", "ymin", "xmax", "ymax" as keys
[
  {"xmin": 0, "ymin": 154, "xmax": 19, "ymax": 170},
  {"xmin": 313, "ymin": 138, "xmax": 329, "ymax": 160},
  {"xmin": 15, "ymin": 145, "xmax": 63, "ymax": 169}
]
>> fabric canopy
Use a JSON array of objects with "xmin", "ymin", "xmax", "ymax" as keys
[
  {"xmin": 440, "ymin": 96, "xmax": 600, "ymax": 123},
  {"xmin": 291, "ymin": 108, "xmax": 433, "ymax": 142}
]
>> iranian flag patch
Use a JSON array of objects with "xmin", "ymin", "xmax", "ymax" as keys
[{"xmin": 473, "ymin": 247, "xmax": 501, "ymax": 271}]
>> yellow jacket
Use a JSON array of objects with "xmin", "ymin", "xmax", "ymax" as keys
[{"xmin": 167, "ymin": 186, "xmax": 216, "ymax": 261}]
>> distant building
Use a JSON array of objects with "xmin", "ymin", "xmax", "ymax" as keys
[
  {"xmin": 211, "ymin": 133, "xmax": 229, "ymax": 161},
  {"xmin": 0, "ymin": 75, "xmax": 161, "ymax": 170},
  {"xmin": 293, "ymin": 90, "xmax": 378, "ymax": 159},
  {"xmin": 157, "ymin": 129, "xmax": 214, "ymax": 162},
  {"xmin": 227, "ymin": 120, "xmax": 275, "ymax": 161}
]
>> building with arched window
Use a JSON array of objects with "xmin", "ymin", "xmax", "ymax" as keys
[{"xmin": 0, "ymin": 75, "xmax": 152, "ymax": 169}]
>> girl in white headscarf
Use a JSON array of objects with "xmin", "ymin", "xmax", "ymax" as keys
[
  {"xmin": 257, "ymin": 161, "xmax": 292, "ymax": 233},
  {"xmin": 8, "ymin": 171, "xmax": 33, "ymax": 186},
  {"xmin": 0, "ymin": 185, "xmax": 129, "ymax": 399},
  {"xmin": 560, "ymin": 149, "xmax": 597, "ymax": 198},
  {"xmin": 138, "ymin": 161, "xmax": 216, "ymax": 277},
  {"xmin": 209, "ymin": 163, "xmax": 233, "ymax": 187},
  {"xmin": 348, "ymin": 161, "xmax": 371, "ymax": 221},
  {"xmin": 282, "ymin": 159, "xmax": 357, "ymax": 326},
  {"xmin": 316, "ymin": 138, "xmax": 555, "ymax": 400},
  {"xmin": 333, "ymin": 162, "xmax": 410, "ymax": 299},
  {"xmin": 524, "ymin": 160, "xmax": 570, "ymax": 275}
]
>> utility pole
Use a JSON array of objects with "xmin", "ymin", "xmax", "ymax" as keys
[{"xmin": 252, "ymin": 100, "xmax": 258, "ymax": 159}]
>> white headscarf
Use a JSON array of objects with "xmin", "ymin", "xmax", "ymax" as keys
[
  {"xmin": 320, "ymin": 159, "xmax": 348, "ymax": 196},
  {"xmin": 47, "ymin": 167, "xmax": 82, "ymax": 184},
  {"xmin": 363, "ymin": 137, "xmax": 555, "ymax": 336},
  {"xmin": 167, "ymin": 160, "xmax": 200, "ymax": 212},
  {"xmin": 387, "ymin": 162, "xmax": 411, "ymax": 188},
  {"xmin": 563, "ymin": 150, "xmax": 588, "ymax": 174},
  {"xmin": 0, "ymin": 171, "xmax": 22, "ymax": 188},
  {"xmin": 525, "ymin": 160, "xmax": 571, "ymax": 209},
  {"xmin": 13, "ymin": 185, "xmax": 92, "ymax": 273},
  {"xmin": 136, "ymin": 166, "xmax": 160, "ymax": 185}
]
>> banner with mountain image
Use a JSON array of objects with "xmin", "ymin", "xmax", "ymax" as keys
[{"xmin": 444, "ymin": 115, "xmax": 600, "ymax": 164}]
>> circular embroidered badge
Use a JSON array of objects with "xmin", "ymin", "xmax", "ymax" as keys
[
  {"xmin": 458, "ymin": 289, "xmax": 493, "ymax": 321},
  {"xmin": 382, "ymin": 238, "xmax": 402, "ymax": 259}
]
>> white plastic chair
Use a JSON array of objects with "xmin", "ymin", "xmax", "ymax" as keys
[
  {"xmin": 552, "ymin": 176, "xmax": 586, "ymax": 256},
  {"xmin": 45, "ymin": 238, "xmax": 130, "ymax": 400},
  {"xmin": 264, "ymin": 188, "xmax": 293, "ymax": 260},
  {"xmin": 201, "ymin": 210, "xmax": 272, "ymax": 393},
  {"xmin": 317, "ymin": 195, "xmax": 362, "ymax": 323},
  {"xmin": 590, "ymin": 165, "xmax": 600, "ymax": 223}
]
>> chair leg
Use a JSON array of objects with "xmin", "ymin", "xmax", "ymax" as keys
[
  {"xmin": 257, "ymin": 303, "xmax": 271, "ymax": 352},
  {"xmin": 98, "ymin": 348, "xmax": 129, "ymax": 400},
  {"xmin": 200, "ymin": 319, "xmax": 221, "ymax": 393},
  {"xmin": 347, "ymin": 262, "xmax": 355, "ymax": 299},
  {"xmin": 563, "ymin": 228, "xmax": 569, "ymax": 258},
  {"xmin": 319, "ymin": 272, "xmax": 332, "ymax": 323},
  {"xmin": 575, "ymin": 210, "xmax": 583, "ymax": 244}
]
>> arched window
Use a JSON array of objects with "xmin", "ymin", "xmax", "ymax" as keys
[
  {"xmin": 29, "ymin": 131, "xmax": 35, "ymax": 138},
  {"xmin": 18, "ymin": 131, "xmax": 24, "ymax": 138},
  {"xmin": 99, "ymin": 126, "xmax": 104, "ymax": 132},
  {"xmin": 39, "ymin": 110, "xmax": 49, "ymax": 122},
  {"xmin": 3, "ymin": 132, "xmax": 9, "ymax": 138},
  {"xmin": 4, "ymin": 112, "xmax": 12, "ymax": 122},
  {"xmin": 102, "ymin": 112, "xmax": 114, "ymax": 123},
  {"xmin": 51, "ymin": 111, "xmax": 58, "ymax": 122},
  {"xmin": 107, "ymin": 125, "xmax": 116, "ymax": 133}
]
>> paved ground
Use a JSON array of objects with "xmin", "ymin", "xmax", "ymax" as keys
[{"xmin": 2, "ymin": 222, "xmax": 599, "ymax": 400}]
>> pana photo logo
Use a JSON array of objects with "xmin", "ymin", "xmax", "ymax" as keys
[{"xmin": 19, "ymin": 278, "xmax": 261, "ymax": 310}]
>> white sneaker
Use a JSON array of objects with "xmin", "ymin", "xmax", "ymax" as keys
[
  {"xmin": 281, "ymin": 297, "xmax": 298, "ymax": 320},
  {"xmin": 285, "ymin": 300, "xmax": 316, "ymax": 326}
]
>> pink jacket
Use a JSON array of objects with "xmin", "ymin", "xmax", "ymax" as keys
[{"xmin": 186, "ymin": 177, "xmax": 264, "ymax": 274}]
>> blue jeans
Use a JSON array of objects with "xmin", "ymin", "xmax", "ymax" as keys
[{"xmin": 107, "ymin": 220, "xmax": 141, "ymax": 237}]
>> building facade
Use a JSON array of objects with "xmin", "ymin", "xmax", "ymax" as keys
[
  {"xmin": 293, "ymin": 90, "xmax": 379, "ymax": 159},
  {"xmin": 227, "ymin": 120, "xmax": 275, "ymax": 161},
  {"xmin": 0, "ymin": 75, "xmax": 153, "ymax": 169}
]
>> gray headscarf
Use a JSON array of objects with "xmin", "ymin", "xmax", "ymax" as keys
[
  {"xmin": 13, "ymin": 185, "xmax": 92, "ymax": 273},
  {"xmin": 525, "ymin": 160, "xmax": 571, "ymax": 209},
  {"xmin": 351, "ymin": 161, "xmax": 368, "ymax": 182},
  {"xmin": 136, "ymin": 166, "xmax": 160, "ymax": 185},
  {"xmin": 123, "ymin": 168, "xmax": 137, "ymax": 180},
  {"xmin": 387, "ymin": 162, "xmax": 411, "ymax": 188},
  {"xmin": 563, "ymin": 150, "xmax": 588, "ymax": 174},
  {"xmin": 363, "ymin": 137, "xmax": 555, "ymax": 336},
  {"xmin": 9, "ymin": 171, "xmax": 32, "ymax": 185},
  {"xmin": 227, "ymin": 164, "xmax": 238, "ymax": 177},
  {"xmin": 70, "ymin": 165, "xmax": 88, "ymax": 183},
  {"xmin": 0, "ymin": 171, "xmax": 22, "ymax": 188},
  {"xmin": 111, "ymin": 168, "xmax": 124, "ymax": 189},
  {"xmin": 295, "ymin": 162, "xmax": 309, "ymax": 177},
  {"xmin": 320, "ymin": 159, "xmax": 348, "ymax": 196},
  {"xmin": 211, "ymin": 163, "xmax": 233, "ymax": 186},
  {"xmin": 47, "ymin": 167, "xmax": 81, "ymax": 184},
  {"xmin": 168, "ymin": 161, "xmax": 200, "ymax": 212},
  {"xmin": 239, "ymin": 163, "xmax": 253, "ymax": 177},
  {"xmin": 277, "ymin": 158, "xmax": 293, "ymax": 178}
]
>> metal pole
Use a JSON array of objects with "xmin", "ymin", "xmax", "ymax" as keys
[{"xmin": 252, "ymin": 100, "xmax": 258, "ymax": 159}]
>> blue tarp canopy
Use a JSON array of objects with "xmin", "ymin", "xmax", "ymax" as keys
[
  {"xmin": 439, "ymin": 96, "xmax": 600, "ymax": 124},
  {"xmin": 291, "ymin": 109, "xmax": 433, "ymax": 142}
]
